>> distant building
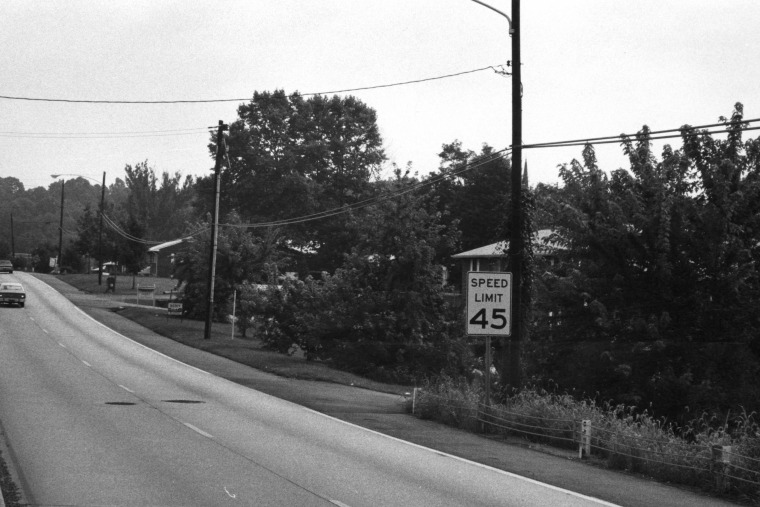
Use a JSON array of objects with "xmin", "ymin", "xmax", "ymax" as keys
[
  {"xmin": 146, "ymin": 238, "xmax": 188, "ymax": 278},
  {"xmin": 451, "ymin": 229, "xmax": 562, "ymax": 291}
]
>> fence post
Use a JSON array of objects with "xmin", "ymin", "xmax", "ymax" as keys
[
  {"xmin": 579, "ymin": 420, "xmax": 591, "ymax": 459},
  {"xmin": 711, "ymin": 445, "xmax": 732, "ymax": 492}
]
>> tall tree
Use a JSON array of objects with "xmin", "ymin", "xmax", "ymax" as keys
[
  {"xmin": 124, "ymin": 161, "xmax": 196, "ymax": 241},
  {"xmin": 530, "ymin": 104, "xmax": 760, "ymax": 421},
  {"xmin": 209, "ymin": 90, "xmax": 386, "ymax": 273},
  {"xmin": 173, "ymin": 212, "xmax": 285, "ymax": 320}
]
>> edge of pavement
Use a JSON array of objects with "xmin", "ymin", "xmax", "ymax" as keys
[{"xmin": 19, "ymin": 273, "xmax": 744, "ymax": 507}]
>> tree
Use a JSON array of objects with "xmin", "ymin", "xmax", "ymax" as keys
[
  {"xmin": 123, "ymin": 161, "xmax": 196, "ymax": 241},
  {"xmin": 529, "ymin": 104, "xmax": 760, "ymax": 421},
  {"xmin": 173, "ymin": 212, "xmax": 285, "ymax": 320},
  {"xmin": 249, "ymin": 169, "xmax": 468, "ymax": 383},
  {"xmin": 422, "ymin": 142, "xmax": 512, "ymax": 291},
  {"xmin": 208, "ymin": 90, "xmax": 386, "ymax": 273}
]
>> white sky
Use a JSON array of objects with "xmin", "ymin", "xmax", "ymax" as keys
[{"xmin": 2, "ymin": 1, "xmax": 760, "ymax": 191}]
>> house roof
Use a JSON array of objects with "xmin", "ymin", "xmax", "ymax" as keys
[
  {"xmin": 451, "ymin": 241, "xmax": 508, "ymax": 259},
  {"xmin": 451, "ymin": 229, "xmax": 562, "ymax": 259},
  {"xmin": 148, "ymin": 238, "xmax": 188, "ymax": 253}
]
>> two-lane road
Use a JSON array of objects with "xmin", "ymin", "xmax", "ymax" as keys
[{"xmin": 0, "ymin": 273, "xmax": 616, "ymax": 506}]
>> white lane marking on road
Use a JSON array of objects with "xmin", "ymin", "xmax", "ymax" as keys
[
  {"xmin": 81, "ymin": 360, "xmax": 92, "ymax": 367},
  {"xmin": 58, "ymin": 342, "xmax": 66, "ymax": 348},
  {"xmin": 42, "ymin": 328, "xmax": 48, "ymax": 334},
  {"xmin": 224, "ymin": 486, "xmax": 237, "ymax": 498},
  {"xmin": 118, "ymin": 384, "xmax": 134, "ymax": 393},
  {"xmin": 329, "ymin": 500, "xmax": 352, "ymax": 507},
  {"xmin": 26, "ymin": 275, "xmax": 213, "ymax": 384},
  {"xmin": 66, "ymin": 300, "xmax": 212, "ymax": 376},
  {"xmin": 183, "ymin": 422, "xmax": 214, "ymax": 439}
]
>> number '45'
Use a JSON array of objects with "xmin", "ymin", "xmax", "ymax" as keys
[{"xmin": 469, "ymin": 308, "xmax": 507, "ymax": 329}]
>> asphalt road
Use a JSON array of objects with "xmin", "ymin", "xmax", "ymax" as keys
[{"xmin": 0, "ymin": 272, "xmax": 619, "ymax": 506}]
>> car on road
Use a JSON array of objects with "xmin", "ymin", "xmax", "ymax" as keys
[
  {"xmin": 0, "ymin": 259, "xmax": 13, "ymax": 274},
  {"xmin": 0, "ymin": 282, "xmax": 25, "ymax": 307}
]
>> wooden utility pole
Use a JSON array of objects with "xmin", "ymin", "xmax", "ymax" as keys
[
  {"xmin": 470, "ymin": 0, "xmax": 523, "ymax": 392},
  {"xmin": 204, "ymin": 120, "xmax": 228, "ymax": 340},
  {"xmin": 98, "ymin": 171, "xmax": 106, "ymax": 285},
  {"xmin": 57, "ymin": 180, "xmax": 65, "ymax": 272},
  {"xmin": 507, "ymin": 0, "xmax": 523, "ymax": 391},
  {"xmin": 10, "ymin": 212, "xmax": 15, "ymax": 258}
]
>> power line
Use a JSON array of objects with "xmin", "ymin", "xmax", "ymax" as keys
[
  {"xmin": 523, "ymin": 118, "xmax": 760, "ymax": 150},
  {"xmin": 100, "ymin": 212, "xmax": 208, "ymax": 245},
  {"xmin": 0, "ymin": 127, "xmax": 212, "ymax": 139},
  {"xmin": 101, "ymin": 213, "xmax": 162, "ymax": 245},
  {"xmin": 220, "ymin": 148, "xmax": 511, "ymax": 229},
  {"xmin": 0, "ymin": 65, "xmax": 501, "ymax": 105}
]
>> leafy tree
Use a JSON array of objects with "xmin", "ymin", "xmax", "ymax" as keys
[
  {"xmin": 123, "ymin": 161, "xmax": 196, "ymax": 241},
  {"xmin": 116, "ymin": 214, "xmax": 148, "ymax": 276},
  {"xmin": 422, "ymin": 142, "xmax": 511, "ymax": 291},
  {"xmin": 529, "ymin": 104, "xmax": 760, "ymax": 421},
  {"xmin": 208, "ymin": 90, "xmax": 386, "ymax": 273},
  {"xmin": 430, "ymin": 141, "xmax": 511, "ymax": 251},
  {"xmin": 174, "ymin": 212, "xmax": 285, "ymax": 320},
  {"xmin": 248, "ymin": 169, "xmax": 469, "ymax": 383}
]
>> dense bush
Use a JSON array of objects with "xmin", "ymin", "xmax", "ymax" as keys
[{"xmin": 245, "ymin": 269, "xmax": 471, "ymax": 384}]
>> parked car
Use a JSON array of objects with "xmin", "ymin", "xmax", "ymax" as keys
[
  {"xmin": 0, "ymin": 282, "xmax": 25, "ymax": 307},
  {"xmin": 0, "ymin": 260, "xmax": 13, "ymax": 274}
]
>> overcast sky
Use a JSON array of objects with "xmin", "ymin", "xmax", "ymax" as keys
[{"xmin": 2, "ymin": 1, "xmax": 760, "ymax": 191}]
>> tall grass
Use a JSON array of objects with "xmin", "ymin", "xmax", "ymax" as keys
[{"xmin": 410, "ymin": 378, "xmax": 760, "ymax": 502}]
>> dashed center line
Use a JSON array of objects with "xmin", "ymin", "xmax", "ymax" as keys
[
  {"xmin": 118, "ymin": 384, "xmax": 134, "ymax": 393},
  {"xmin": 81, "ymin": 360, "xmax": 92, "ymax": 367},
  {"xmin": 58, "ymin": 342, "xmax": 66, "ymax": 348},
  {"xmin": 183, "ymin": 422, "xmax": 214, "ymax": 439}
]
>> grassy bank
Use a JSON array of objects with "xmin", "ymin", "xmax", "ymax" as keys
[
  {"xmin": 53, "ymin": 273, "xmax": 409, "ymax": 395},
  {"xmin": 411, "ymin": 378, "xmax": 760, "ymax": 504},
  {"xmin": 114, "ymin": 306, "xmax": 410, "ymax": 395},
  {"xmin": 56, "ymin": 273, "xmax": 179, "ymax": 302}
]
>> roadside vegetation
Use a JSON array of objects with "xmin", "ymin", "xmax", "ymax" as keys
[
  {"xmin": 0, "ymin": 448, "xmax": 22, "ymax": 507},
  {"xmin": 412, "ymin": 378, "xmax": 760, "ymax": 503},
  {"xmin": 113, "ymin": 306, "xmax": 411, "ymax": 395}
]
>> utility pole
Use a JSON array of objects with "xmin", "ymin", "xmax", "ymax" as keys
[
  {"xmin": 470, "ymin": 0, "xmax": 523, "ymax": 392},
  {"xmin": 57, "ymin": 179, "xmax": 65, "ymax": 273},
  {"xmin": 10, "ymin": 212, "xmax": 15, "ymax": 258},
  {"xmin": 98, "ymin": 171, "xmax": 106, "ymax": 285},
  {"xmin": 507, "ymin": 0, "xmax": 523, "ymax": 392},
  {"xmin": 204, "ymin": 120, "xmax": 228, "ymax": 340}
]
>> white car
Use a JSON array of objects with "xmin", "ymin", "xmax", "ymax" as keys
[{"xmin": 0, "ymin": 282, "xmax": 26, "ymax": 308}]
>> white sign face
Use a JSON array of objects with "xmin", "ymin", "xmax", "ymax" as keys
[
  {"xmin": 466, "ymin": 271, "xmax": 512, "ymax": 336},
  {"xmin": 167, "ymin": 302, "xmax": 183, "ymax": 316}
]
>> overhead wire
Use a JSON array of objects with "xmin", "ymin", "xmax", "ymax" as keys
[
  {"xmin": 0, "ymin": 127, "xmax": 212, "ymax": 139},
  {"xmin": 220, "ymin": 148, "xmax": 511, "ymax": 229},
  {"xmin": 523, "ymin": 118, "xmax": 760, "ymax": 150},
  {"xmin": 101, "ymin": 213, "xmax": 162, "ymax": 245},
  {"xmin": 0, "ymin": 65, "xmax": 502, "ymax": 105},
  {"xmin": 100, "ymin": 211, "xmax": 209, "ymax": 246}
]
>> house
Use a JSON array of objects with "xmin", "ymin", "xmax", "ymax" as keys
[
  {"xmin": 451, "ymin": 229, "xmax": 562, "ymax": 291},
  {"xmin": 146, "ymin": 238, "xmax": 188, "ymax": 278}
]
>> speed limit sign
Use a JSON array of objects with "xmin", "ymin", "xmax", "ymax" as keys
[{"xmin": 466, "ymin": 271, "xmax": 512, "ymax": 336}]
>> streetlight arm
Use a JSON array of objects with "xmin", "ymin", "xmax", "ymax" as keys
[{"xmin": 470, "ymin": 0, "xmax": 513, "ymax": 31}]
